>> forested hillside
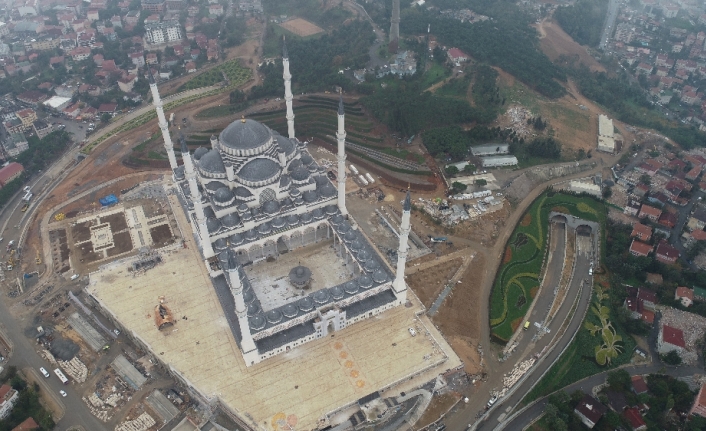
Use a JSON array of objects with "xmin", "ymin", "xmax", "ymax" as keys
[{"xmin": 554, "ymin": 0, "xmax": 609, "ymax": 47}]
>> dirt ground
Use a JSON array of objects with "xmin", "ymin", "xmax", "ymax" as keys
[
  {"xmin": 280, "ymin": 18, "xmax": 324, "ymax": 37},
  {"xmin": 416, "ymin": 392, "xmax": 459, "ymax": 429},
  {"xmin": 407, "ymin": 257, "xmax": 464, "ymax": 308},
  {"xmin": 535, "ymin": 19, "xmax": 606, "ymax": 73}
]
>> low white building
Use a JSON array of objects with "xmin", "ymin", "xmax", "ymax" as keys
[
  {"xmin": 471, "ymin": 144, "xmax": 509, "ymax": 156},
  {"xmin": 43, "ymin": 96, "xmax": 71, "ymax": 111},
  {"xmin": 597, "ymin": 114, "xmax": 615, "ymax": 154},
  {"xmin": 569, "ymin": 180, "xmax": 601, "ymax": 197},
  {"xmin": 481, "ymin": 155, "xmax": 518, "ymax": 168}
]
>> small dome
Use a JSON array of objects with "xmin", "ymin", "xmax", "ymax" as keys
[
  {"xmin": 302, "ymin": 190, "xmax": 318, "ymax": 203},
  {"xmin": 233, "ymin": 187, "xmax": 253, "ymax": 198},
  {"xmin": 262, "ymin": 200, "xmax": 280, "ymax": 215},
  {"xmin": 204, "ymin": 206, "xmax": 216, "ymax": 219},
  {"xmin": 266, "ymin": 310, "xmax": 282, "ymax": 323},
  {"xmin": 343, "ymin": 231, "xmax": 356, "ymax": 243},
  {"xmin": 294, "ymin": 197, "xmax": 305, "ymax": 206},
  {"xmin": 250, "ymin": 315, "xmax": 266, "ymax": 330},
  {"xmin": 243, "ymin": 289, "xmax": 254, "ymax": 304},
  {"xmin": 257, "ymin": 222, "xmax": 272, "ymax": 235},
  {"xmin": 291, "ymin": 166, "xmax": 310, "ymax": 182},
  {"xmin": 245, "ymin": 229, "xmax": 258, "ymax": 240},
  {"xmin": 206, "ymin": 217, "xmax": 221, "ymax": 233},
  {"xmin": 314, "ymin": 175, "xmax": 329, "ymax": 186},
  {"xmin": 237, "ymin": 203, "xmax": 250, "ymax": 213},
  {"xmin": 288, "ymin": 159, "xmax": 303, "ymax": 172},
  {"xmin": 372, "ymin": 269, "xmax": 388, "ymax": 284},
  {"xmin": 337, "ymin": 221, "xmax": 351, "ymax": 233},
  {"xmin": 272, "ymin": 216, "xmax": 286, "ymax": 228},
  {"xmin": 330, "ymin": 214, "xmax": 344, "ymax": 225},
  {"xmin": 301, "ymin": 154, "xmax": 314, "ymax": 166},
  {"xmin": 298, "ymin": 297, "xmax": 314, "ymax": 312},
  {"xmin": 282, "ymin": 303, "xmax": 298, "ymax": 318},
  {"xmin": 219, "ymin": 118, "xmax": 271, "ymax": 152},
  {"xmin": 237, "ymin": 158, "xmax": 281, "ymax": 183},
  {"xmin": 214, "ymin": 238, "xmax": 227, "ymax": 251},
  {"xmin": 312, "ymin": 208, "xmax": 325, "ymax": 220},
  {"xmin": 364, "ymin": 259, "xmax": 379, "ymax": 272},
  {"xmin": 330, "ymin": 285, "xmax": 344, "ymax": 300},
  {"xmin": 313, "ymin": 290, "xmax": 330, "ymax": 304},
  {"xmin": 307, "ymin": 163, "xmax": 319, "ymax": 173},
  {"xmin": 229, "ymin": 233, "xmax": 244, "ymax": 245},
  {"xmin": 300, "ymin": 212, "xmax": 313, "ymax": 223},
  {"xmin": 205, "ymin": 181, "xmax": 227, "ymax": 193},
  {"xmin": 357, "ymin": 250, "xmax": 371, "ymax": 262},
  {"xmin": 281, "ymin": 197, "xmax": 293, "ymax": 207},
  {"xmin": 358, "ymin": 274, "xmax": 373, "ymax": 288},
  {"xmin": 344, "ymin": 281, "xmax": 359, "ymax": 294},
  {"xmin": 286, "ymin": 214, "xmax": 299, "ymax": 226},
  {"xmin": 214, "ymin": 187, "xmax": 234, "ymax": 204},
  {"xmin": 325, "ymin": 204, "xmax": 338, "ymax": 215},
  {"xmin": 174, "ymin": 166, "xmax": 185, "ymax": 180},
  {"xmin": 289, "ymin": 188, "xmax": 302, "ymax": 197},
  {"xmin": 193, "ymin": 147, "xmax": 208, "ymax": 160},
  {"xmin": 221, "ymin": 213, "xmax": 241, "ymax": 228},
  {"xmin": 200, "ymin": 149, "xmax": 226, "ymax": 173},
  {"xmin": 279, "ymin": 174, "xmax": 291, "ymax": 188},
  {"xmin": 247, "ymin": 303, "xmax": 260, "ymax": 316},
  {"xmin": 319, "ymin": 183, "xmax": 336, "ymax": 198},
  {"xmin": 241, "ymin": 211, "xmax": 253, "ymax": 221}
]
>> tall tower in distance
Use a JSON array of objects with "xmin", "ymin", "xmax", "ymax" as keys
[
  {"xmin": 336, "ymin": 94, "xmax": 347, "ymax": 216},
  {"xmin": 392, "ymin": 190, "xmax": 410, "ymax": 302},
  {"xmin": 148, "ymin": 70, "xmax": 178, "ymax": 171},
  {"xmin": 282, "ymin": 36, "xmax": 295, "ymax": 140},
  {"xmin": 390, "ymin": 0, "xmax": 400, "ymax": 43}
]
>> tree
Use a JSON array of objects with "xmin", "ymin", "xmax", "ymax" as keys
[
  {"xmin": 607, "ymin": 369, "xmax": 631, "ymax": 392},
  {"xmin": 640, "ymin": 174, "xmax": 651, "ymax": 185},
  {"xmin": 463, "ymin": 163, "xmax": 476, "ymax": 174},
  {"xmin": 475, "ymin": 179, "xmax": 487, "ymax": 186},
  {"xmin": 445, "ymin": 165, "xmax": 459, "ymax": 176},
  {"xmin": 101, "ymin": 113, "xmax": 111, "ymax": 123},
  {"xmin": 660, "ymin": 350, "xmax": 682, "ymax": 365},
  {"xmin": 603, "ymin": 187, "xmax": 612, "ymax": 199},
  {"xmin": 451, "ymin": 182, "xmax": 467, "ymax": 193}
]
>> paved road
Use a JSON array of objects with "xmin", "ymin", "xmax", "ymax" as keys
[{"xmin": 599, "ymin": 0, "xmax": 619, "ymax": 50}]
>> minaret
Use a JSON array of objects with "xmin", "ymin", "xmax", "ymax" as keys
[
  {"xmin": 226, "ymin": 250, "xmax": 258, "ymax": 361},
  {"xmin": 148, "ymin": 70, "xmax": 178, "ymax": 171},
  {"xmin": 390, "ymin": 0, "xmax": 400, "ymax": 43},
  {"xmin": 180, "ymin": 135, "xmax": 214, "ymax": 259},
  {"xmin": 336, "ymin": 95, "xmax": 348, "ymax": 216},
  {"xmin": 392, "ymin": 191, "xmax": 410, "ymax": 302},
  {"xmin": 282, "ymin": 37, "xmax": 295, "ymax": 140}
]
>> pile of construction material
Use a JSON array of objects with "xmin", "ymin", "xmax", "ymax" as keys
[
  {"xmin": 115, "ymin": 412, "xmax": 156, "ymax": 431},
  {"xmin": 59, "ymin": 357, "xmax": 88, "ymax": 383},
  {"xmin": 498, "ymin": 358, "xmax": 535, "ymax": 397}
]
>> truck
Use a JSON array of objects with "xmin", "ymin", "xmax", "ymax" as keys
[
  {"xmin": 349, "ymin": 165, "xmax": 359, "ymax": 175},
  {"xmin": 430, "ymin": 237, "xmax": 447, "ymax": 243}
]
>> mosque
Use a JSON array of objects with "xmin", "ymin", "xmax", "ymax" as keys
[{"xmin": 148, "ymin": 41, "xmax": 413, "ymax": 367}]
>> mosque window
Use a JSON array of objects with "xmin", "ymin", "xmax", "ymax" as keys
[{"xmin": 259, "ymin": 188, "xmax": 276, "ymax": 205}]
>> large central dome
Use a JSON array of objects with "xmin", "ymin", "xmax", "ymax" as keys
[{"xmin": 219, "ymin": 119, "xmax": 272, "ymax": 153}]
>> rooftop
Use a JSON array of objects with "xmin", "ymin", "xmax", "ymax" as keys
[
  {"xmin": 631, "ymin": 375, "xmax": 648, "ymax": 395},
  {"xmin": 662, "ymin": 324, "xmax": 686, "ymax": 348}
]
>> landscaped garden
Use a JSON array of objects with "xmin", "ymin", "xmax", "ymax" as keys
[
  {"xmin": 178, "ymin": 59, "xmax": 252, "ymax": 92},
  {"xmin": 490, "ymin": 191, "xmax": 606, "ymax": 342}
]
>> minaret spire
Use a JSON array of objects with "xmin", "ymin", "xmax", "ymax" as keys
[
  {"xmin": 392, "ymin": 190, "xmax": 411, "ymax": 302},
  {"xmin": 390, "ymin": 0, "xmax": 400, "ymax": 43},
  {"xmin": 282, "ymin": 36, "xmax": 295, "ymax": 139},
  {"xmin": 148, "ymin": 69, "xmax": 178, "ymax": 171},
  {"xmin": 226, "ymin": 250, "xmax": 257, "ymax": 363},
  {"xmin": 179, "ymin": 134, "xmax": 214, "ymax": 258},
  {"xmin": 336, "ymin": 93, "xmax": 348, "ymax": 215}
]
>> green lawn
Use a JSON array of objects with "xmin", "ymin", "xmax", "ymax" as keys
[
  {"xmin": 178, "ymin": 59, "xmax": 251, "ymax": 92},
  {"xmin": 490, "ymin": 191, "xmax": 606, "ymax": 342},
  {"xmin": 420, "ymin": 63, "xmax": 451, "ymax": 89}
]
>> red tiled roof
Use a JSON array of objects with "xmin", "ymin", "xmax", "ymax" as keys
[
  {"xmin": 641, "ymin": 309, "xmax": 655, "ymax": 324},
  {"xmin": 637, "ymin": 288, "xmax": 658, "ymax": 304},
  {"xmin": 692, "ymin": 230, "xmax": 706, "ymax": 241},
  {"xmin": 640, "ymin": 204, "xmax": 661, "ymax": 217},
  {"xmin": 11, "ymin": 417, "xmax": 39, "ymax": 431},
  {"xmin": 0, "ymin": 384, "xmax": 11, "ymax": 400},
  {"xmin": 663, "ymin": 325, "xmax": 686, "ymax": 348},
  {"xmin": 631, "ymin": 375, "xmax": 649, "ymax": 395},
  {"xmin": 623, "ymin": 407, "xmax": 647, "ymax": 430},
  {"xmin": 632, "ymin": 222, "xmax": 652, "ymax": 238},
  {"xmin": 448, "ymin": 48, "xmax": 469, "ymax": 59},
  {"xmin": 630, "ymin": 240, "xmax": 653, "ymax": 256},
  {"xmin": 656, "ymin": 241, "xmax": 680, "ymax": 259},
  {"xmin": 676, "ymin": 286, "xmax": 694, "ymax": 300},
  {"xmin": 0, "ymin": 163, "xmax": 24, "ymax": 186}
]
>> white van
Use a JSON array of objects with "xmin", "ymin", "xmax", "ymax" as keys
[
  {"xmin": 39, "ymin": 367, "xmax": 50, "ymax": 378},
  {"xmin": 70, "ymin": 274, "xmax": 79, "ymax": 280}
]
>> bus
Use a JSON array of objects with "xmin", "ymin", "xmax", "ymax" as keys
[{"xmin": 54, "ymin": 368, "xmax": 69, "ymax": 384}]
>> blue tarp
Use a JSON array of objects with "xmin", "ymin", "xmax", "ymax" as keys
[{"xmin": 99, "ymin": 194, "xmax": 118, "ymax": 206}]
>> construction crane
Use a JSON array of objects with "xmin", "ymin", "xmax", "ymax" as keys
[{"xmin": 35, "ymin": 250, "xmax": 41, "ymax": 265}]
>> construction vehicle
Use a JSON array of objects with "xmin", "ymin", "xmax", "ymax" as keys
[
  {"xmin": 54, "ymin": 213, "xmax": 65, "ymax": 221},
  {"xmin": 21, "ymin": 204, "xmax": 28, "ymax": 212},
  {"xmin": 35, "ymin": 250, "xmax": 41, "ymax": 265},
  {"xmin": 7, "ymin": 249, "xmax": 16, "ymax": 271}
]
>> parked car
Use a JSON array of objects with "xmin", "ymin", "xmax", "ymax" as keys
[{"xmin": 39, "ymin": 367, "xmax": 50, "ymax": 378}]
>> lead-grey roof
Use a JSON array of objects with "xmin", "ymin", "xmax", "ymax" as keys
[
  {"xmin": 200, "ymin": 149, "xmax": 226, "ymax": 173},
  {"xmin": 276, "ymin": 136, "xmax": 296, "ymax": 155},
  {"xmin": 291, "ymin": 166, "xmax": 309, "ymax": 181},
  {"xmin": 237, "ymin": 158, "xmax": 280, "ymax": 182},
  {"xmin": 219, "ymin": 119, "xmax": 271, "ymax": 151},
  {"xmin": 214, "ymin": 187, "xmax": 233, "ymax": 203},
  {"xmin": 193, "ymin": 147, "xmax": 208, "ymax": 160}
]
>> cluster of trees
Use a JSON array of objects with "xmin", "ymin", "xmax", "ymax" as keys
[
  {"xmin": 423, "ymin": 126, "xmax": 470, "ymax": 160},
  {"xmin": 401, "ymin": 2, "xmax": 566, "ymax": 98},
  {"xmin": 554, "ymin": 0, "xmax": 609, "ymax": 47},
  {"xmin": 0, "ymin": 366, "xmax": 55, "ymax": 431},
  {"xmin": 527, "ymin": 116, "xmax": 548, "ymax": 131},
  {"xmin": 16, "ymin": 131, "xmax": 72, "ymax": 175},
  {"xmin": 524, "ymin": 137, "xmax": 561, "ymax": 159},
  {"xmin": 263, "ymin": 0, "xmax": 350, "ymax": 29}
]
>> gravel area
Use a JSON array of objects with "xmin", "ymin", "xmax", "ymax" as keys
[{"xmin": 660, "ymin": 307, "xmax": 706, "ymax": 365}]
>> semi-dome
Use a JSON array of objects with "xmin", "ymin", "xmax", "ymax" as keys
[
  {"xmin": 193, "ymin": 147, "xmax": 208, "ymax": 160},
  {"xmin": 205, "ymin": 181, "xmax": 227, "ymax": 193},
  {"xmin": 219, "ymin": 118, "xmax": 271, "ymax": 152},
  {"xmin": 233, "ymin": 187, "xmax": 253, "ymax": 199},
  {"xmin": 221, "ymin": 213, "xmax": 241, "ymax": 228},
  {"xmin": 206, "ymin": 217, "xmax": 221, "ymax": 233},
  {"xmin": 279, "ymin": 175, "xmax": 291, "ymax": 188},
  {"xmin": 237, "ymin": 158, "xmax": 280, "ymax": 183},
  {"xmin": 214, "ymin": 187, "xmax": 234, "ymax": 204},
  {"xmin": 200, "ymin": 149, "xmax": 226, "ymax": 174},
  {"xmin": 276, "ymin": 136, "xmax": 296, "ymax": 156},
  {"xmin": 302, "ymin": 190, "xmax": 318, "ymax": 203}
]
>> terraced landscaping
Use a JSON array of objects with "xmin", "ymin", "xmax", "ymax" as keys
[
  {"xmin": 178, "ymin": 59, "xmax": 252, "ymax": 92},
  {"xmin": 249, "ymin": 96, "xmax": 432, "ymax": 175},
  {"xmin": 490, "ymin": 191, "xmax": 605, "ymax": 342}
]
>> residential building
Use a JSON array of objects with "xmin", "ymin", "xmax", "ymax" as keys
[
  {"xmin": 141, "ymin": 0, "xmax": 165, "ymax": 12},
  {"xmin": 675, "ymin": 286, "xmax": 694, "ymax": 307},
  {"xmin": 185, "ymin": 61, "xmax": 196, "ymax": 73},
  {"xmin": 11, "ymin": 417, "xmax": 40, "ymax": 431},
  {"xmin": 658, "ymin": 211, "xmax": 678, "ymax": 228},
  {"xmin": 70, "ymin": 46, "xmax": 91, "ymax": 61},
  {"xmin": 3, "ymin": 132, "xmax": 28, "ymax": 157},
  {"xmin": 569, "ymin": 180, "xmax": 601, "ymax": 197},
  {"xmin": 15, "ymin": 109, "xmax": 36, "ymax": 130},
  {"xmin": 639, "ymin": 204, "xmax": 661, "ymax": 221},
  {"xmin": 32, "ymin": 120, "xmax": 52, "ymax": 139},
  {"xmin": 125, "ymin": 10, "xmax": 140, "ymax": 25},
  {"xmin": 129, "ymin": 51, "xmax": 145, "ymax": 67},
  {"xmin": 623, "ymin": 407, "xmax": 647, "ymax": 431},
  {"xmin": 447, "ymin": 48, "xmax": 470, "ymax": 65},
  {"xmin": 658, "ymin": 324, "xmax": 686, "ymax": 355},
  {"xmin": 0, "ymin": 163, "xmax": 23, "ymax": 187},
  {"xmin": 574, "ymin": 395, "xmax": 606, "ymax": 429},
  {"xmin": 145, "ymin": 21, "xmax": 182, "ymax": 44},
  {"xmin": 624, "ymin": 287, "xmax": 657, "ymax": 324},
  {"xmin": 3, "ymin": 118, "xmax": 24, "ymax": 135},
  {"xmin": 625, "ymin": 200, "xmax": 641, "ymax": 216},
  {"xmin": 16, "ymin": 91, "xmax": 46, "ymax": 106},
  {"xmin": 656, "ymin": 241, "xmax": 680, "ymax": 264},
  {"xmin": 691, "ymin": 383, "xmax": 706, "ymax": 418},
  {"xmin": 631, "ymin": 375, "xmax": 648, "ymax": 395},
  {"xmin": 688, "ymin": 208, "xmax": 706, "ymax": 230},
  {"xmin": 629, "ymin": 240, "xmax": 653, "ymax": 257},
  {"xmin": 209, "ymin": 4, "xmax": 224, "ymax": 16},
  {"xmin": 98, "ymin": 103, "xmax": 117, "ymax": 114},
  {"xmin": 0, "ymin": 385, "xmax": 19, "ymax": 419},
  {"xmin": 118, "ymin": 74, "xmax": 137, "ymax": 93},
  {"xmin": 631, "ymin": 222, "xmax": 652, "ymax": 241}
]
